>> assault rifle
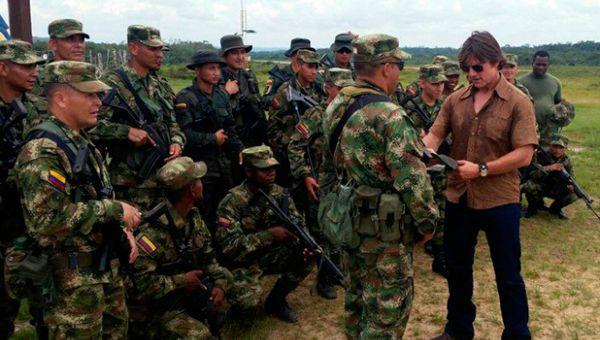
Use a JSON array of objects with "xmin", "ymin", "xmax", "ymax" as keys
[
  {"xmin": 399, "ymin": 91, "xmax": 433, "ymax": 131},
  {"xmin": 257, "ymin": 189, "xmax": 345, "ymax": 287}
]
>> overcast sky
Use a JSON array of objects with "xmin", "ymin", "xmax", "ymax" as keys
[{"xmin": 2, "ymin": 0, "xmax": 599, "ymax": 48}]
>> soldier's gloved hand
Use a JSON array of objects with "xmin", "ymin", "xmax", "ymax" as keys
[
  {"xmin": 225, "ymin": 79, "xmax": 240, "ymax": 95},
  {"xmin": 305, "ymin": 177, "xmax": 320, "ymax": 202},
  {"xmin": 214, "ymin": 129, "xmax": 228, "ymax": 146},
  {"xmin": 128, "ymin": 127, "xmax": 156, "ymax": 147},
  {"xmin": 123, "ymin": 228, "xmax": 139, "ymax": 264},
  {"xmin": 121, "ymin": 202, "xmax": 142, "ymax": 231},
  {"xmin": 269, "ymin": 226, "xmax": 295, "ymax": 243},
  {"xmin": 183, "ymin": 269, "xmax": 205, "ymax": 293},
  {"xmin": 210, "ymin": 287, "xmax": 225, "ymax": 308}
]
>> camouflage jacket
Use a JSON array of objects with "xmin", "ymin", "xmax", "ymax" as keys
[
  {"xmin": 91, "ymin": 65, "xmax": 186, "ymax": 188},
  {"xmin": 287, "ymin": 104, "xmax": 326, "ymax": 182},
  {"xmin": 262, "ymin": 64, "xmax": 296, "ymax": 109},
  {"xmin": 513, "ymin": 79, "xmax": 533, "ymax": 102},
  {"xmin": 267, "ymin": 78, "xmax": 325, "ymax": 157},
  {"xmin": 15, "ymin": 117, "xmax": 123, "ymax": 288},
  {"xmin": 215, "ymin": 181, "xmax": 304, "ymax": 266},
  {"xmin": 174, "ymin": 81, "xmax": 244, "ymax": 179},
  {"xmin": 323, "ymin": 80, "xmax": 438, "ymax": 235},
  {"xmin": 529, "ymin": 151, "xmax": 574, "ymax": 181},
  {"xmin": 402, "ymin": 95, "xmax": 443, "ymax": 131},
  {"xmin": 128, "ymin": 204, "xmax": 232, "ymax": 308}
]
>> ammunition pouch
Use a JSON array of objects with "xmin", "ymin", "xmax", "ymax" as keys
[{"xmin": 353, "ymin": 185, "xmax": 404, "ymax": 242}]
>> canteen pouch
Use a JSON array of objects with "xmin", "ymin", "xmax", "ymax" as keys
[
  {"xmin": 320, "ymin": 183, "xmax": 355, "ymax": 247},
  {"xmin": 378, "ymin": 193, "xmax": 404, "ymax": 242},
  {"xmin": 353, "ymin": 185, "xmax": 381, "ymax": 236}
]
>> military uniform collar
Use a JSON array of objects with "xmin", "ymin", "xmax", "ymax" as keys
[
  {"xmin": 47, "ymin": 116, "xmax": 87, "ymax": 143},
  {"xmin": 122, "ymin": 64, "xmax": 154, "ymax": 85},
  {"xmin": 165, "ymin": 200, "xmax": 189, "ymax": 230},
  {"xmin": 354, "ymin": 79, "xmax": 388, "ymax": 95}
]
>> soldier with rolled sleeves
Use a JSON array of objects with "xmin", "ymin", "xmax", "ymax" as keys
[
  {"xmin": 127, "ymin": 157, "xmax": 233, "ymax": 339},
  {"xmin": 174, "ymin": 50, "xmax": 244, "ymax": 233},
  {"xmin": 214, "ymin": 145, "xmax": 312, "ymax": 323},
  {"xmin": 13, "ymin": 61, "xmax": 142, "ymax": 339}
]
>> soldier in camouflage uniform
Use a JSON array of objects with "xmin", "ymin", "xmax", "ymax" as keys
[
  {"xmin": 522, "ymin": 135, "xmax": 577, "ymax": 219},
  {"xmin": 219, "ymin": 34, "xmax": 266, "ymax": 147},
  {"xmin": 403, "ymin": 64, "xmax": 449, "ymax": 278},
  {"xmin": 127, "ymin": 157, "xmax": 233, "ymax": 339},
  {"xmin": 287, "ymin": 68, "xmax": 353, "ymax": 299},
  {"xmin": 321, "ymin": 33, "xmax": 355, "ymax": 73},
  {"xmin": 214, "ymin": 145, "xmax": 312, "ymax": 323},
  {"xmin": 267, "ymin": 49, "xmax": 326, "ymax": 188},
  {"xmin": 262, "ymin": 38, "xmax": 316, "ymax": 110},
  {"xmin": 91, "ymin": 25, "xmax": 185, "ymax": 211},
  {"xmin": 0, "ymin": 39, "xmax": 46, "ymax": 340},
  {"xmin": 323, "ymin": 34, "xmax": 438, "ymax": 338},
  {"xmin": 14, "ymin": 61, "xmax": 142, "ymax": 339},
  {"xmin": 441, "ymin": 60, "xmax": 463, "ymax": 100},
  {"xmin": 174, "ymin": 50, "xmax": 244, "ymax": 234},
  {"xmin": 501, "ymin": 54, "xmax": 532, "ymax": 99}
]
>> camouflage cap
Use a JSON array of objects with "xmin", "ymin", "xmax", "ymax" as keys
[
  {"xmin": 0, "ymin": 40, "xmax": 44, "ymax": 65},
  {"xmin": 297, "ymin": 49, "xmax": 320, "ymax": 64},
  {"xmin": 550, "ymin": 99, "xmax": 576, "ymax": 127},
  {"xmin": 44, "ymin": 61, "xmax": 110, "ymax": 93},
  {"xmin": 127, "ymin": 25, "xmax": 169, "ymax": 49},
  {"xmin": 242, "ymin": 145, "xmax": 279, "ymax": 169},
  {"xmin": 325, "ymin": 67, "xmax": 354, "ymax": 87},
  {"xmin": 550, "ymin": 134, "xmax": 568, "ymax": 148},
  {"xmin": 419, "ymin": 64, "xmax": 448, "ymax": 83},
  {"xmin": 442, "ymin": 60, "xmax": 461, "ymax": 76},
  {"xmin": 48, "ymin": 19, "xmax": 89, "ymax": 39},
  {"xmin": 157, "ymin": 157, "xmax": 207, "ymax": 191},
  {"xmin": 432, "ymin": 55, "xmax": 448, "ymax": 65},
  {"xmin": 352, "ymin": 34, "xmax": 410, "ymax": 64},
  {"xmin": 504, "ymin": 53, "xmax": 519, "ymax": 66}
]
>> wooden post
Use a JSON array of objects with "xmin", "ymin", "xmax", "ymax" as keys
[{"xmin": 7, "ymin": 0, "xmax": 32, "ymax": 43}]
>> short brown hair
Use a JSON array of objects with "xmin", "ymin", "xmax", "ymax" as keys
[
  {"xmin": 458, "ymin": 31, "xmax": 504, "ymax": 70},
  {"xmin": 354, "ymin": 62, "xmax": 380, "ymax": 77}
]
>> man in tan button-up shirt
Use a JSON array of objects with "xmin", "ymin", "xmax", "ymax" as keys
[{"xmin": 425, "ymin": 31, "xmax": 537, "ymax": 340}]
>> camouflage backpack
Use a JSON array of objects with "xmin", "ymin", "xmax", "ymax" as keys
[{"xmin": 550, "ymin": 99, "xmax": 575, "ymax": 128}]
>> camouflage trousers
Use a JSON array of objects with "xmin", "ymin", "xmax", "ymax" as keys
[
  {"xmin": 45, "ymin": 276, "xmax": 128, "ymax": 339},
  {"xmin": 129, "ymin": 309, "xmax": 212, "ymax": 340},
  {"xmin": 522, "ymin": 179, "xmax": 577, "ymax": 210},
  {"xmin": 0, "ymin": 262, "xmax": 20, "ymax": 338},
  {"xmin": 343, "ymin": 238, "xmax": 414, "ymax": 339},
  {"xmin": 227, "ymin": 243, "xmax": 312, "ymax": 311},
  {"xmin": 429, "ymin": 171, "xmax": 447, "ymax": 247}
]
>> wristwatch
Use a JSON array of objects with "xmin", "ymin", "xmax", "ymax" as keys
[{"xmin": 479, "ymin": 163, "xmax": 489, "ymax": 177}]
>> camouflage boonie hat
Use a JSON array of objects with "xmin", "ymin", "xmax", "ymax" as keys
[
  {"xmin": 442, "ymin": 60, "xmax": 460, "ymax": 76},
  {"xmin": 550, "ymin": 134, "xmax": 568, "ymax": 148},
  {"xmin": 419, "ymin": 64, "xmax": 448, "ymax": 83},
  {"xmin": 242, "ymin": 145, "xmax": 279, "ymax": 169},
  {"xmin": 44, "ymin": 61, "xmax": 110, "ymax": 93},
  {"xmin": 297, "ymin": 49, "xmax": 320, "ymax": 64},
  {"xmin": 157, "ymin": 157, "xmax": 207, "ymax": 191},
  {"xmin": 504, "ymin": 53, "xmax": 519, "ymax": 66},
  {"xmin": 432, "ymin": 55, "xmax": 448, "ymax": 65},
  {"xmin": 127, "ymin": 25, "xmax": 169, "ymax": 50},
  {"xmin": 550, "ymin": 99, "xmax": 576, "ymax": 127},
  {"xmin": 325, "ymin": 67, "xmax": 354, "ymax": 87},
  {"xmin": 0, "ymin": 40, "xmax": 44, "ymax": 65},
  {"xmin": 48, "ymin": 19, "xmax": 89, "ymax": 39},
  {"xmin": 352, "ymin": 34, "xmax": 410, "ymax": 64}
]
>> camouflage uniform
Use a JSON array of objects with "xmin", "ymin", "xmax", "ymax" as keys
[
  {"xmin": 91, "ymin": 25, "xmax": 186, "ymax": 211},
  {"xmin": 504, "ymin": 54, "xmax": 533, "ymax": 101},
  {"xmin": 14, "ymin": 62, "xmax": 128, "ymax": 339},
  {"xmin": 214, "ymin": 146, "xmax": 311, "ymax": 313},
  {"xmin": 321, "ymin": 33, "xmax": 355, "ymax": 74},
  {"xmin": 127, "ymin": 157, "xmax": 232, "ymax": 339},
  {"xmin": 267, "ymin": 50, "xmax": 326, "ymax": 188},
  {"xmin": 323, "ymin": 35, "xmax": 438, "ymax": 339},
  {"xmin": 0, "ymin": 39, "xmax": 46, "ymax": 339},
  {"xmin": 441, "ymin": 60, "xmax": 464, "ymax": 101}
]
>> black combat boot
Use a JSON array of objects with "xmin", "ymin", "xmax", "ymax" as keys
[
  {"xmin": 549, "ymin": 201, "xmax": 568, "ymax": 219},
  {"xmin": 264, "ymin": 278, "xmax": 299, "ymax": 323},
  {"xmin": 316, "ymin": 270, "xmax": 337, "ymax": 300},
  {"xmin": 431, "ymin": 244, "xmax": 448, "ymax": 278}
]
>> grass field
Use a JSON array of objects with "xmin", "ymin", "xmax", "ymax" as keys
[{"xmin": 12, "ymin": 64, "xmax": 600, "ymax": 339}]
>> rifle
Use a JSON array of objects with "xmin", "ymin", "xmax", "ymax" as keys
[
  {"xmin": 0, "ymin": 99, "xmax": 29, "ymax": 171},
  {"xmin": 101, "ymin": 89, "xmax": 171, "ymax": 179},
  {"xmin": 320, "ymin": 53, "xmax": 336, "ymax": 68},
  {"xmin": 536, "ymin": 148, "xmax": 600, "ymax": 222},
  {"xmin": 257, "ymin": 189, "xmax": 345, "ymax": 287},
  {"xmin": 287, "ymin": 85, "xmax": 319, "ymax": 181},
  {"xmin": 399, "ymin": 92, "xmax": 433, "ymax": 132}
]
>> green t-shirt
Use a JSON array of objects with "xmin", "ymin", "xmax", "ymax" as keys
[{"xmin": 519, "ymin": 72, "xmax": 562, "ymax": 124}]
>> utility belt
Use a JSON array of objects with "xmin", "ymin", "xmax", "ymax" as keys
[{"xmin": 353, "ymin": 185, "xmax": 406, "ymax": 242}]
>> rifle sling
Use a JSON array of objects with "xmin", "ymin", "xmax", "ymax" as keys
[{"xmin": 114, "ymin": 68, "xmax": 159, "ymax": 124}]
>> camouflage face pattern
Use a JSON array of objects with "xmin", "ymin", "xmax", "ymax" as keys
[
  {"xmin": 431, "ymin": 55, "xmax": 448, "ymax": 65},
  {"xmin": 157, "ymin": 157, "xmax": 207, "ymax": 191},
  {"xmin": 352, "ymin": 34, "xmax": 410, "ymax": 64},
  {"xmin": 297, "ymin": 49, "xmax": 321, "ymax": 64},
  {"xmin": 442, "ymin": 60, "xmax": 461, "ymax": 76},
  {"xmin": 44, "ymin": 61, "xmax": 110, "ymax": 93},
  {"xmin": 242, "ymin": 145, "xmax": 279, "ymax": 169},
  {"xmin": 0, "ymin": 40, "xmax": 44, "ymax": 65},
  {"xmin": 325, "ymin": 68, "xmax": 354, "ymax": 87},
  {"xmin": 48, "ymin": 19, "xmax": 89, "ymax": 39},
  {"xmin": 419, "ymin": 64, "xmax": 448, "ymax": 83},
  {"xmin": 504, "ymin": 53, "xmax": 519, "ymax": 67},
  {"xmin": 127, "ymin": 25, "xmax": 168, "ymax": 48}
]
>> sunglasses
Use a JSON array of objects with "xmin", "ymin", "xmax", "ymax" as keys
[
  {"xmin": 337, "ymin": 49, "xmax": 352, "ymax": 54},
  {"xmin": 461, "ymin": 64, "xmax": 484, "ymax": 73}
]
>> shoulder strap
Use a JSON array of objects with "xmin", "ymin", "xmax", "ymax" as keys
[
  {"xmin": 190, "ymin": 85, "xmax": 222, "ymax": 129},
  {"xmin": 329, "ymin": 93, "xmax": 389, "ymax": 154},
  {"xmin": 114, "ymin": 68, "xmax": 157, "ymax": 124},
  {"xmin": 25, "ymin": 121, "xmax": 78, "ymax": 166}
]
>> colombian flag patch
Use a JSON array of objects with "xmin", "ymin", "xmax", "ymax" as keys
[
  {"xmin": 217, "ymin": 217, "xmax": 232, "ymax": 228},
  {"xmin": 48, "ymin": 170, "xmax": 66, "ymax": 191},
  {"xmin": 137, "ymin": 234, "xmax": 158, "ymax": 256},
  {"xmin": 295, "ymin": 122, "xmax": 310, "ymax": 139},
  {"xmin": 175, "ymin": 102, "xmax": 187, "ymax": 110}
]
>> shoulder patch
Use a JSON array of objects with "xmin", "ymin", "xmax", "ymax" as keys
[
  {"xmin": 217, "ymin": 216, "xmax": 232, "ymax": 228},
  {"xmin": 295, "ymin": 122, "xmax": 311, "ymax": 139},
  {"xmin": 47, "ymin": 170, "xmax": 66, "ymax": 191},
  {"xmin": 175, "ymin": 102, "xmax": 187, "ymax": 110},
  {"xmin": 137, "ymin": 234, "xmax": 158, "ymax": 257}
]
